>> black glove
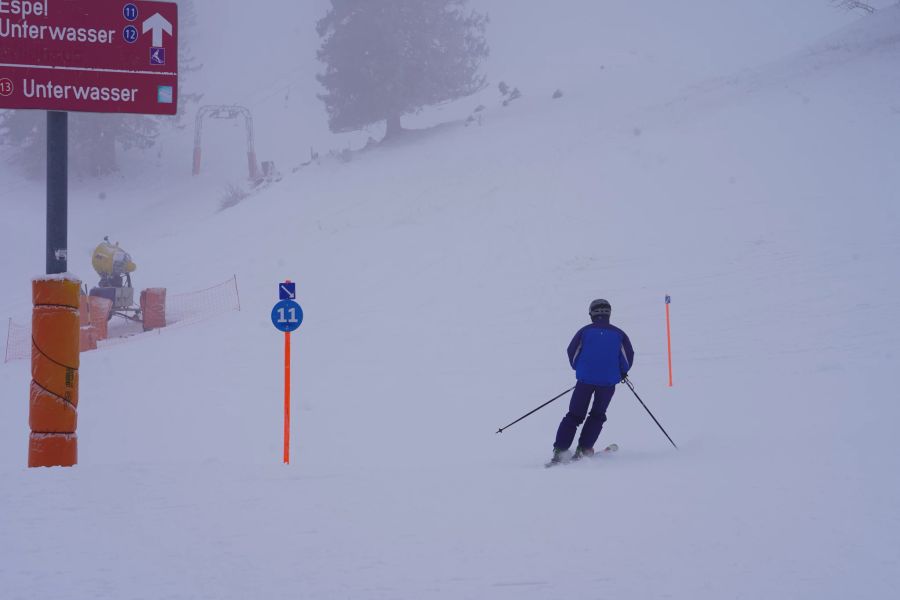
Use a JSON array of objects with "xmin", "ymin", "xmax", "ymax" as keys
[{"xmin": 620, "ymin": 373, "xmax": 629, "ymax": 383}]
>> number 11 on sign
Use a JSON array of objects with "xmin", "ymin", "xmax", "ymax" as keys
[
  {"xmin": 271, "ymin": 287, "xmax": 304, "ymax": 464},
  {"xmin": 276, "ymin": 306, "xmax": 300, "ymax": 324}
]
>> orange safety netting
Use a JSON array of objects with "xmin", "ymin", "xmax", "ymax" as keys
[{"xmin": 4, "ymin": 276, "xmax": 241, "ymax": 363}]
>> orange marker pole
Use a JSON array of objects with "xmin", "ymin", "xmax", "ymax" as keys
[
  {"xmin": 665, "ymin": 295, "xmax": 673, "ymax": 387},
  {"xmin": 274, "ymin": 279, "xmax": 301, "ymax": 465},
  {"xmin": 284, "ymin": 330, "xmax": 291, "ymax": 464}
]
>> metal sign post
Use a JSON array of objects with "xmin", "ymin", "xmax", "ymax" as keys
[
  {"xmin": 271, "ymin": 281, "xmax": 303, "ymax": 464},
  {"xmin": 46, "ymin": 110, "xmax": 67, "ymax": 274}
]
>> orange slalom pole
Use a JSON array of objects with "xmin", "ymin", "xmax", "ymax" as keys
[
  {"xmin": 665, "ymin": 295, "xmax": 673, "ymax": 387},
  {"xmin": 284, "ymin": 330, "xmax": 291, "ymax": 464}
]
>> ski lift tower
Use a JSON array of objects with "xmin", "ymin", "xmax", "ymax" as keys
[{"xmin": 192, "ymin": 105, "xmax": 261, "ymax": 181}]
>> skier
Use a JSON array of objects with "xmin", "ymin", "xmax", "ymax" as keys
[{"xmin": 549, "ymin": 299, "xmax": 635, "ymax": 465}]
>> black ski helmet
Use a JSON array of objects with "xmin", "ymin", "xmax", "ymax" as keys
[{"xmin": 589, "ymin": 299, "xmax": 611, "ymax": 318}]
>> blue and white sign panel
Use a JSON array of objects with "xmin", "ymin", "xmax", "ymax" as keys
[
  {"xmin": 279, "ymin": 282, "xmax": 296, "ymax": 300},
  {"xmin": 272, "ymin": 300, "xmax": 303, "ymax": 332}
]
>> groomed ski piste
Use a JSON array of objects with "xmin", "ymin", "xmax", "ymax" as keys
[{"xmin": 2, "ymin": 1, "xmax": 899, "ymax": 598}]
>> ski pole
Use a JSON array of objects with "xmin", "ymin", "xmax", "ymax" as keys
[
  {"xmin": 623, "ymin": 377, "xmax": 679, "ymax": 449},
  {"xmin": 496, "ymin": 386, "xmax": 575, "ymax": 434}
]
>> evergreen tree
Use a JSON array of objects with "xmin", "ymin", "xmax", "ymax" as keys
[
  {"xmin": 316, "ymin": 0, "xmax": 489, "ymax": 138},
  {"xmin": 172, "ymin": 0, "xmax": 203, "ymax": 128},
  {"xmin": 0, "ymin": 111, "xmax": 159, "ymax": 179}
]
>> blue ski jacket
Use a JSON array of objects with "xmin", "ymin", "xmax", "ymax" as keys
[{"xmin": 567, "ymin": 316, "xmax": 635, "ymax": 386}]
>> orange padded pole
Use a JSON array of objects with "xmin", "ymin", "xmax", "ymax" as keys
[
  {"xmin": 29, "ymin": 276, "xmax": 80, "ymax": 467},
  {"xmin": 88, "ymin": 296, "xmax": 112, "ymax": 341},
  {"xmin": 78, "ymin": 294, "xmax": 90, "ymax": 326},
  {"xmin": 78, "ymin": 294, "xmax": 97, "ymax": 352}
]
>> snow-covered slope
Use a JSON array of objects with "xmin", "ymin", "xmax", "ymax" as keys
[{"xmin": 1, "ymin": 2, "xmax": 899, "ymax": 598}]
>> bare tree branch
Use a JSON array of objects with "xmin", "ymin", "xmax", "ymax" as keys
[{"xmin": 831, "ymin": 1, "xmax": 877, "ymax": 14}]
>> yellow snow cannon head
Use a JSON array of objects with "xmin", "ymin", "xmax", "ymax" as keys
[{"xmin": 92, "ymin": 239, "xmax": 137, "ymax": 277}]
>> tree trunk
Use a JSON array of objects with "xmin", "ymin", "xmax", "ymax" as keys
[{"xmin": 384, "ymin": 114, "xmax": 403, "ymax": 140}]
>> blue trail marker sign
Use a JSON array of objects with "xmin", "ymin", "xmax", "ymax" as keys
[
  {"xmin": 279, "ymin": 281, "xmax": 296, "ymax": 301},
  {"xmin": 271, "ymin": 299, "xmax": 303, "ymax": 332}
]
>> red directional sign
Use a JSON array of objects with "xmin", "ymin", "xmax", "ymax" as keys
[{"xmin": 0, "ymin": 0, "xmax": 178, "ymax": 115}]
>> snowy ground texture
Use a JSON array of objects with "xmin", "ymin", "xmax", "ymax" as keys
[{"xmin": 2, "ymin": 1, "xmax": 900, "ymax": 598}]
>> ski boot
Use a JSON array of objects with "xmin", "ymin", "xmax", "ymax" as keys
[
  {"xmin": 545, "ymin": 447, "xmax": 570, "ymax": 467},
  {"xmin": 571, "ymin": 446, "xmax": 595, "ymax": 462}
]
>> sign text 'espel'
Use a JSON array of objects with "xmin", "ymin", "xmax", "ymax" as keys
[{"xmin": 0, "ymin": 0, "xmax": 178, "ymax": 115}]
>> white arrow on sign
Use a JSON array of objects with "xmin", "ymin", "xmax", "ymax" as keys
[{"xmin": 142, "ymin": 13, "xmax": 173, "ymax": 48}]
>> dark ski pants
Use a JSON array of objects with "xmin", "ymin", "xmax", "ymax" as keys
[{"xmin": 554, "ymin": 381, "xmax": 615, "ymax": 451}]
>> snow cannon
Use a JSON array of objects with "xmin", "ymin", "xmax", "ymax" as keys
[
  {"xmin": 89, "ymin": 237, "xmax": 138, "ymax": 318},
  {"xmin": 87, "ymin": 238, "xmax": 166, "ymax": 332},
  {"xmin": 92, "ymin": 238, "xmax": 136, "ymax": 282}
]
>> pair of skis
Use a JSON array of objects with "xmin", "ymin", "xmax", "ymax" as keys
[{"xmin": 545, "ymin": 443, "xmax": 618, "ymax": 468}]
